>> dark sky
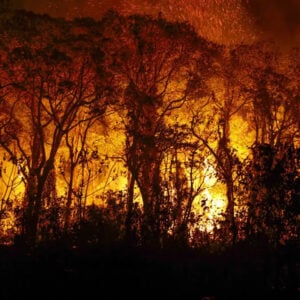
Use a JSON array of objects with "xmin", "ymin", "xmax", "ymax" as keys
[
  {"xmin": 246, "ymin": 0, "xmax": 300, "ymax": 47},
  {"xmin": 12, "ymin": 0, "xmax": 300, "ymax": 47}
]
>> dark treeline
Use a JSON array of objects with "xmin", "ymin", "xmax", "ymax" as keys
[{"xmin": 0, "ymin": 6, "xmax": 299, "ymax": 299}]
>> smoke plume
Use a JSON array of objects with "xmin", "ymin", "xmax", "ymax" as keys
[{"xmin": 244, "ymin": 0, "xmax": 300, "ymax": 47}]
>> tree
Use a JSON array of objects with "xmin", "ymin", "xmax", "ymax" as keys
[
  {"xmin": 159, "ymin": 123, "xmax": 210, "ymax": 245},
  {"xmin": 233, "ymin": 41, "xmax": 299, "ymax": 147},
  {"xmin": 244, "ymin": 143, "xmax": 299, "ymax": 245},
  {"xmin": 230, "ymin": 42, "xmax": 300, "ymax": 245},
  {"xmin": 191, "ymin": 45, "xmax": 252, "ymax": 244},
  {"xmin": 59, "ymin": 118, "xmax": 109, "ymax": 233},
  {"xmin": 0, "ymin": 28, "xmax": 108, "ymax": 244},
  {"xmin": 250, "ymin": 67, "xmax": 299, "ymax": 145},
  {"xmin": 101, "ymin": 12, "xmax": 212, "ymax": 246}
]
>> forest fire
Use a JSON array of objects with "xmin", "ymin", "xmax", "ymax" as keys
[
  {"xmin": 0, "ymin": 1, "xmax": 299, "ymax": 299},
  {"xmin": 0, "ymin": 5, "xmax": 298, "ymax": 243},
  {"xmin": 198, "ymin": 158, "xmax": 226, "ymax": 232}
]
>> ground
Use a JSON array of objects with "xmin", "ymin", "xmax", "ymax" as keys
[{"xmin": 0, "ymin": 242, "xmax": 299, "ymax": 299}]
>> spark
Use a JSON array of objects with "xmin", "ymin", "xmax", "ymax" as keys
[{"xmin": 19, "ymin": 0, "xmax": 257, "ymax": 45}]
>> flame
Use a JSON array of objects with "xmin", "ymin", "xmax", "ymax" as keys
[
  {"xmin": 197, "ymin": 158, "xmax": 226, "ymax": 232},
  {"xmin": 3, "ymin": 6, "xmax": 298, "ymax": 243},
  {"xmin": 0, "ymin": 154, "xmax": 24, "ymax": 242}
]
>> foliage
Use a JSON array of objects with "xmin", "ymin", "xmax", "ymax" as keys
[
  {"xmin": 243, "ymin": 143, "xmax": 300, "ymax": 247},
  {"xmin": 0, "ymin": 9, "xmax": 298, "ymax": 257}
]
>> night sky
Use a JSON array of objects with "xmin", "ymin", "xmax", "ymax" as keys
[{"xmin": 11, "ymin": 0, "xmax": 300, "ymax": 47}]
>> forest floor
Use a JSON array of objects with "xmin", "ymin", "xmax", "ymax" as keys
[{"xmin": 0, "ymin": 242, "xmax": 299, "ymax": 299}]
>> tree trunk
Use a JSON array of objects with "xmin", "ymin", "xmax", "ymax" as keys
[
  {"xmin": 225, "ymin": 177, "xmax": 237, "ymax": 244},
  {"xmin": 125, "ymin": 172, "xmax": 135, "ymax": 244},
  {"xmin": 22, "ymin": 178, "xmax": 43, "ymax": 246},
  {"xmin": 64, "ymin": 164, "xmax": 75, "ymax": 233},
  {"xmin": 138, "ymin": 157, "xmax": 162, "ymax": 248}
]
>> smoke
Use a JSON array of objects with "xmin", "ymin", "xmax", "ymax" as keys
[
  {"xmin": 11, "ymin": 0, "xmax": 25, "ymax": 9},
  {"xmin": 118, "ymin": 0, "xmax": 256, "ymax": 45},
  {"xmin": 13, "ymin": 0, "xmax": 300, "ymax": 47},
  {"xmin": 244, "ymin": 0, "xmax": 300, "ymax": 47}
]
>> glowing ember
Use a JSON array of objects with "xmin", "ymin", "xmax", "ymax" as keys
[{"xmin": 17, "ymin": 0, "xmax": 257, "ymax": 45}]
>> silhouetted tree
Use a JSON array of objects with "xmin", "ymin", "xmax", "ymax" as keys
[
  {"xmin": 250, "ymin": 68, "xmax": 299, "ymax": 145},
  {"xmin": 191, "ymin": 45, "xmax": 252, "ymax": 244},
  {"xmin": 101, "ymin": 11, "xmax": 212, "ymax": 246},
  {"xmin": 0, "ymin": 28, "xmax": 108, "ymax": 244},
  {"xmin": 244, "ymin": 143, "xmax": 299, "ymax": 246}
]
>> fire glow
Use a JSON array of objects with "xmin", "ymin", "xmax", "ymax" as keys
[{"xmin": 0, "ymin": 2, "xmax": 298, "ymax": 249}]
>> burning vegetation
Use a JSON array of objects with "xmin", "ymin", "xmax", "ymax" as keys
[
  {"xmin": 0, "ymin": 4, "xmax": 299, "ymax": 298},
  {"xmin": 0, "ymin": 5, "xmax": 298, "ymax": 248}
]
